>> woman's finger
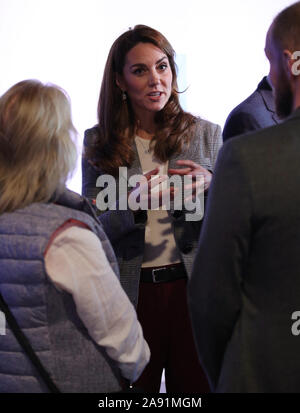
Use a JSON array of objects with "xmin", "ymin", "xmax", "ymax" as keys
[
  {"xmin": 144, "ymin": 167, "xmax": 160, "ymax": 181},
  {"xmin": 168, "ymin": 167, "xmax": 193, "ymax": 175}
]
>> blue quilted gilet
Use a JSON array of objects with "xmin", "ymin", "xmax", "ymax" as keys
[{"xmin": 0, "ymin": 190, "xmax": 122, "ymax": 393}]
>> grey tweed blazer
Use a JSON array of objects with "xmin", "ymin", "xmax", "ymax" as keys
[{"xmin": 82, "ymin": 118, "xmax": 222, "ymax": 306}]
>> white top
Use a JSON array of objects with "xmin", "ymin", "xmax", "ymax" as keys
[
  {"xmin": 135, "ymin": 136, "xmax": 181, "ymax": 267},
  {"xmin": 44, "ymin": 225, "xmax": 150, "ymax": 383}
]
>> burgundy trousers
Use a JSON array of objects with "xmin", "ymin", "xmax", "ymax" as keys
[{"xmin": 133, "ymin": 278, "xmax": 210, "ymax": 393}]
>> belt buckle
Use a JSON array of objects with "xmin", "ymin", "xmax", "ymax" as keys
[{"xmin": 152, "ymin": 267, "xmax": 167, "ymax": 283}]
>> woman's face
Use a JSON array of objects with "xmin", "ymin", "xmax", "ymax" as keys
[{"xmin": 117, "ymin": 42, "xmax": 173, "ymax": 120}]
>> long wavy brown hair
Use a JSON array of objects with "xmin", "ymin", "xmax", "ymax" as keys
[{"xmin": 85, "ymin": 24, "xmax": 197, "ymax": 176}]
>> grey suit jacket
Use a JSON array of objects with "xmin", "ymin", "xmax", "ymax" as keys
[
  {"xmin": 223, "ymin": 76, "xmax": 281, "ymax": 141},
  {"xmin": 188, "ymin": 108, "xmax": 300, "ymax": 392},
  {"xmin": 82, "ymin": 118, "xmax": 222, "ymax": 306}
]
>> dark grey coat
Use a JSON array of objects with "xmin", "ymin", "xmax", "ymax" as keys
[{"xmin": 188, "ymin": 108, "xmax": 300, "ymax": 392}]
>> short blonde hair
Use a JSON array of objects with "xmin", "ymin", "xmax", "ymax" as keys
[{"xmin": 0, "ymin": 79, "xmax": 77, "ymax": 214}]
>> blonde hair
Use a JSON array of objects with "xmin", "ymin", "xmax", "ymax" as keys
[{"xmin": 0, "ymin": 79, "xmax": 77, "ymax": 214}]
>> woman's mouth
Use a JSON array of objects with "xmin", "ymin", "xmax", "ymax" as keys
[
  {"xmin": 147, "ymin": 91, "xmax": 163, "ymax": 101},
  {"xmin": 148, "ymin": 91, "xmax": 162, "ymax": 96}
]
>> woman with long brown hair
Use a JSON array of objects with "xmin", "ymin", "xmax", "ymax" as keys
[{"xmin": 82, "ymin": 25, "xmax": 222, "ymax": 392}]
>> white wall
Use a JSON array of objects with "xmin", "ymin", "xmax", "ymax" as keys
[{"xmin": 0, "ymin": 0, "xmax": 296, "ymax": 193}]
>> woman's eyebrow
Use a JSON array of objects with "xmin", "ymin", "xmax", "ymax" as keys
[{"xmin": 129, "ymin": 56, "xmax": 168, "ymax": 69}]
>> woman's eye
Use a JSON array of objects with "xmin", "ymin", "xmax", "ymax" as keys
[
  {"xmin": 133, "ymin": 68, "xmax": 144, "ymax": 75},
  {"xmin": 158, "ymin": 63, "xmax": 168, "ymax": 71}
]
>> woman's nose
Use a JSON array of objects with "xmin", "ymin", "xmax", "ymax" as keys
[{"xmin": 148, "ymin": 70, "xmax": 160, "ymax": 86}]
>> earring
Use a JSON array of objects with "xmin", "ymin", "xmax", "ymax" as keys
[{"xmin": 122, "ymin": 91, "xmax": 127, "ymax": 101}]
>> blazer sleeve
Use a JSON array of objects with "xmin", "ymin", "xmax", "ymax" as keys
[
  {"xmin": 223, "ymin": 111, "xmax": 261, "ymax": 142},
  {"xmin": 187, "ymin": 140, "xmax": 252, "ymax": 390},
  {"xmin": 192, "ymin": 119, "xmax": 223, "ymax": 171},
  {"xmin": 211, "ymin": 123, "xmax": 223, "ymax": 169},
  {"xmin": 81, "ymin": 129, "xmax": 146, "ymax": 245}
]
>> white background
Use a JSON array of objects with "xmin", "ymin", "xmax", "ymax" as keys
[{"xmin": 0, "ymin": 0, "xmax": 296, "ymax": 193}]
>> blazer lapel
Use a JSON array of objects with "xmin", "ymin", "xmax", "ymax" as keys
[
  {"xmin": 258, "ymin": 77, "xmax": 281, "ymax": 124},
  {"xmin": 260, "ymin": 89, "xmax": 281, "ymax": 124},
  {"xmin": 126, "ymin": 140, "xmax": 143, "ymax": 184}
]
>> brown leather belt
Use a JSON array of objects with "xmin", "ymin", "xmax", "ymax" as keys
[{"xmin": 140, "ymin": 262, "xmax": 187, "ymax": 284}]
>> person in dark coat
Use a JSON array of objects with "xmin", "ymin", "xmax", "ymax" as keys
[
  {"xmin": 223, "ymin": 75, "xmax": 280, "ymax": 141},
  {"xmin": 188, "ymin": 1, "xmax": 300, "ymax": 393}
]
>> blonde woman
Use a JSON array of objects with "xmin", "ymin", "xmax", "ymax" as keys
[{"xmin": 0, "ymin": 80, "xmax": 149, "ymax": 393}]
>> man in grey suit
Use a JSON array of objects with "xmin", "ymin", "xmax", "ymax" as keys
[
  {"xmin": 188, "ymin": 1, "xmax": 300, "ymax": 392},
  {"xmin": 222, "ymin": 75, "xmax": 280, "ymax": 141}
]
